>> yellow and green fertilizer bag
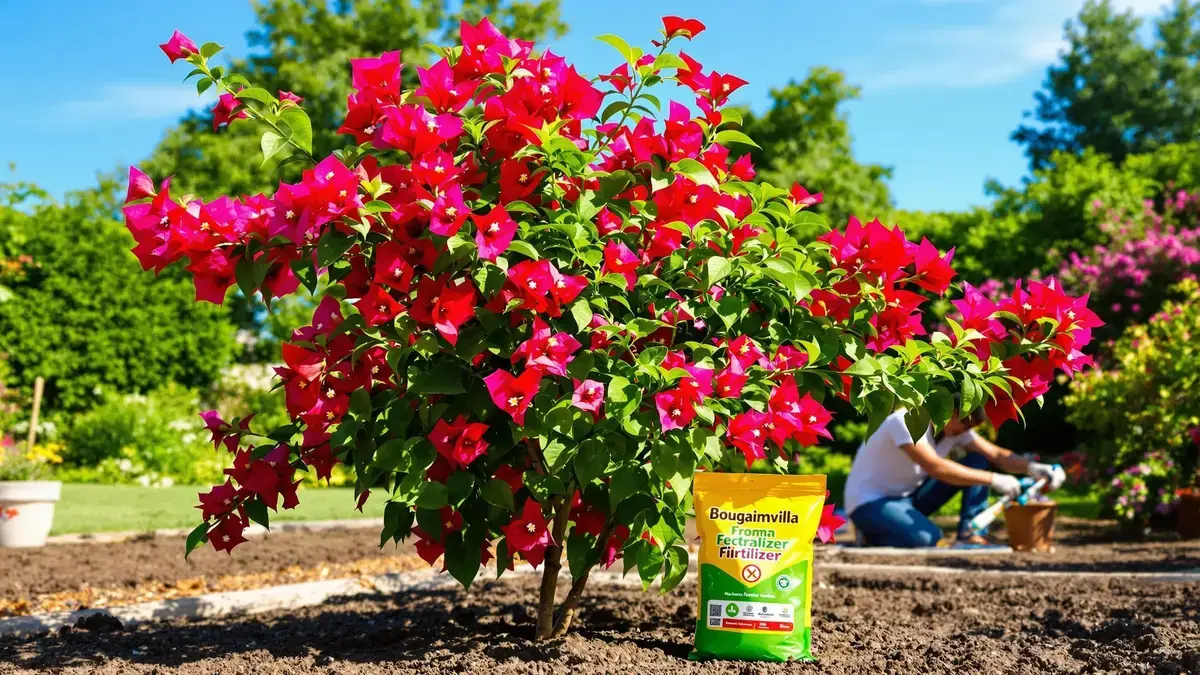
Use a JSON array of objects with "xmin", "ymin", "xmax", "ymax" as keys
[{"xmin": 691, "ymin": 472, "xmax": 826, "ymax": 662}]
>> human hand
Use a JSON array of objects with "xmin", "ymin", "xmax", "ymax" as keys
[
  {"xmin": 989, "ymin": 473, "xmax": 1023, "ymax": 499},
  {"xmin": 1027, "ymin": 462, "xmax": 1066, "ymax": 491}
]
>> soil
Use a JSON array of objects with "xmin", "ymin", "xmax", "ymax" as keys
[
  {"xmin": 1, "ymin": 566, "xmax": 1197, "ymax": 674},
  {"xmin": 0, "ymin": 527, "xmax": 417, "ymax": 602},
  {"xmin": 831, "ymin": 518, "xmax": 1200, "ymax": 574}
]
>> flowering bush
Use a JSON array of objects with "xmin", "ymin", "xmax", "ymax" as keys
[
  {"xmin": 1104, "ymin": 451, "xmax": 1181, "ymax": 532},
  {"xmin": 975, "ymin": 190, "xmax": 1200, "ymax": 350},
  {"xmin": 1066, "ymin": 279, "xmax": 1200, "ymax": 507},
  {"xmin": 0, "ymin": 438, "xmax": 63, "ymax": 482},
  {"xmin": 126, "ymin": 19, "xmax": 1097, "ymax": 639},
  {"xmin": 59, "ymin": 384, "xmax": 228, "ymax": 487}
]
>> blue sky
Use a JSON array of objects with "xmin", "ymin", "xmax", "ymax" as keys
[{"xmin": 0, "ymin": 0, "xmax": 1172, "ymax": 212}]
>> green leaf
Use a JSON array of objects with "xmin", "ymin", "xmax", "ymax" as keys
[
  {"xmin": 904, "ymin": 407, "xmax": 931, "ymax": 441},
  {"xmin": 595, "ymin": 34, "xmax": 635, "ymax": 64},
  {"xmin": 380, "ymin": 501, "xmax": 411, "ymax": 546},
  {"xmin": 566, "ymin": 531, "xmax": 595, "ymax": 580},
  {"xmin": 925, "ymin": 386, "xmax": 954, "ymax": 429},
  {"xmin": 637, "ymin": 543, "xmax": 665, "ymax": 589},
  {"xmin": 199, "ymin": 42, "xmax": 224, "ymax": 59},
  {"xmin": 506, "ymin": 240, "xmax": 540, "ymax": 260},
  {"xmin": 481, "ymin": 478, "xmax": 515, "ymax": 510},
  {"xmin": 235, "ymin": 87, "xmax": 275, "ymax": 105},
  {"xmin": 574, "ymin": 440, "xmax": 609, "ymax": 485},
  {"xmin": 279, "ymin": 107, "xmax": 313, "ymax": 154},
  {"xmin": 672, "ymin": 158, "xmax": 718, "ymax": 188},
  {"xmin": 260, "ymin": 130, "xmax": 289, "ymax": 166},
  {"xmin": 704, "ymin": 256, "xmax": 732, "ymax": 288},
  {"xmin": 844, "ymin": 357, "xmax": 882, "ymax": 377},
  {"xmin": 713, "ymin": 129, "xmax": 761, "ymax": 149},
  {"xmin": 184, "ymin": 523, "xmax": 209, "ymax": 560},
  {"xmin": 316, "ymin": 230, "xmax": 356, "ymax": 267},
  {"xmin": 415, "ymin": 481, "xmax": 449, "ymax": 509},
  {"xmin": 660, "ymin": 546, "xmax": 689, "ymax": 593},
  {"xmin": 444, "ymin": 529, "xmax": 484, "ymax": 589},
  {"xmin": 409, "ymin": 363, "xmax": 466, "ymax": 395},
  {"xmin": 609, "ymin": 465, "xmax": 648, "ymax": 513},
  {"xmin": 243, "ymin": 499, "xmax": 271, "ymax": 528},
  {"xmin": 569, "ymin": 299, "xmax": 593, "ymax": 333},
  {"xmin": 606, "ymin": 376, "xmax": 642, "ymax": 419},
  {"xmin": 196, "ymin": 78, "xmax": 213, "ymax": 96},
  {"xmin": 447, "ymin": 471, "xmax": 476, "ymax": 505}
]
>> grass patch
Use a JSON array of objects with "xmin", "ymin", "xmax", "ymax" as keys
[
  {"xmin": 932, "ymin": 482, "xmax": 1102, "ymax": 520},
  {"xmin": 50, "ymin": 483, "xmax": 386, "ymax": 535}
]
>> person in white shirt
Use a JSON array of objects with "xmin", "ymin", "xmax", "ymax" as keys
[{"xmin": 844, "ymin": 399, "xmax": 1066, "ymax": 547}]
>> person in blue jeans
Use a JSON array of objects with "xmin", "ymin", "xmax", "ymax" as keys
[{"xmin": 844, "ymin": 401, "xmax": 1066, "ymax": 547}]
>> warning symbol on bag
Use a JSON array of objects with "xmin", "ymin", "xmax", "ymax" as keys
[{"xmin": 741, "ymin": 565, "xmax": 761, "ymax": 582}]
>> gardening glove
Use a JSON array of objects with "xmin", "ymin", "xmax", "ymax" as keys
[
  {"xmin": 1027, "ymin": 462, "xmax": 1066, "ymax": 491},
  {"xmin": 989, "ymin": 473, "xmax": 1023, "ymax": 499}
]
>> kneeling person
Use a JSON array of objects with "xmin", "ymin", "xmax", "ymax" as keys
[{"xmin": 844, "ymin": 402, "xmax": 1065, "ymax": 547}]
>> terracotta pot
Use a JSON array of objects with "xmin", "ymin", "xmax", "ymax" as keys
[
  {"xmin": 1177, "ymin": 491, "xmax": 1200, "ymax": 540},
  {"xmin": 0, "ymin": 481, "xmax": 62, "ymax": 548},
  {"xmin": 1003, "ymin": 502, "xmax": 1056, "ymax": 552}
]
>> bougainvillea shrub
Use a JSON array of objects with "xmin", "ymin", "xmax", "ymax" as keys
[
  {"xmin": 975, "ymin": 190, "xmax": 1200, "ymax": 351},
  {"xmin": 126, "ymin": 20, "xmax": 1098, "ymax": 639},
  {"xmin": 1065, "ymin": 279, "xmax": 1200, "ymax": 522}
]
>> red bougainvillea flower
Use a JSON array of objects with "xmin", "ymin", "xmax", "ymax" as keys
[
  {"xmin": 728, "ymin": 411, "xmax": 769, "ymax": 463},
  {"xmin": 571, "ymin": 379, "xmax": 605, "ymax": 419},
  {"xmin": 789, "ymin": 184, "xmax": 823, "ymax": 208},
  {"xmin": 484, "ymin": 369, "xmax": 543, "ymax": 425},
  {"xmin": 373, "ymin": 241, "xmax": 415, "ymax": 291},
  {"xmin": 196, "ymin": 480, "xmax": 238, "ymax": 520},
  {"xmin": 359, "ymin": 283, "xmax": 403, "ymax": 326},
  {"xmin": 502, "ymin": 499, "xmax": 552, "ymax": 567},
  {"xmin": 715, "ymin": 368, "xmax": 748, "ymax": 398},
  {"xmin": 473, "ymin": 205, "xmax": 518, "ymax": 261},
  {"xmin": 660, "ymin": 16, "xmax": 706, "ymax": 41},
  {"xmin": 655, "ymin": 388, "xmax": 697, "ymax": 432},
  {"xmin": 911, "ymin": 238, "xmax": 956, "ymax": 294},
  {"xmin": 211, "ymin": 93, "xmax": 248, "ymax": 131},
  {"xmin": 350, "ymin": 50, "xmax": 403, "ymax": 94},
  {"xmin": 208, "ymin": 515, "xmax": 249, "ymax": 554},
  {"xmin": 429, "ymin": 415, "xmax": 490, "ymax": 468},
  {"xmin": 493, "ymin": 464, "xmax": 525, "ymax": 495},
  {"xmin": 278, "ymin": 90, "xmax": 303, "ymax": 104},
  {"xmin": 727, "ymin": 335, "xmax": 766, "ymax": 373},
  {"xmin": 601, "ymin": 240, "xmax": 640, "ymax": 289},
  {"xmin": 431, "ymin": 276, "xmax": 478, "ymax": 345},
  {"xmin": 817, "ymin": 500, "xmax": 846, "ymax": 544},
  {"xmin": 512, "ymin": 317, "xmax": 581, "ymax": 376},
  {"xmin": 429, "ymin": 183, "xmax": 468, "ymax": 236},
  {"xmin": 199, "ymin": 410, "xmax": 238, "ymax": 452},
  {"xmin": 159, "ymin": 30, "xmax": 198, "ymax": 62}
]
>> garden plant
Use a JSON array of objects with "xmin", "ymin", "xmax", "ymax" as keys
[{"xmin": 124, "ymin": 18, "xmax": 1098, "ymax": 640}]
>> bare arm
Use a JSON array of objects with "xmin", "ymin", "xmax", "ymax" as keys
[
  {"xmin": 899, "ymin": 440, "xmax": 995, "ymax": 487},
  {"xmin": 965, "ymin": 434, "xmax": 1030, "ymax": 475}
]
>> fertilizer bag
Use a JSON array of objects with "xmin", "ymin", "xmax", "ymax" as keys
[{"xmin": 691, "ymin": 473, "xmax": 826, "ymax": 662}]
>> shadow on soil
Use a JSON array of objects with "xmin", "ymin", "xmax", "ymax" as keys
[{"xmin": 0, "ymin": 584, "xmax": 680, "ymax": 670}]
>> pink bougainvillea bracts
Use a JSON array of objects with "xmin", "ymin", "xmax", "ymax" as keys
[{"xmin": 124, "ymin": 20, "xmax": 1097, "ymax": 640}]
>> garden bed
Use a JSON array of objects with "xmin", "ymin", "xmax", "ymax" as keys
[{"xmin": 1, "ymin": 563, "xmax": 1197, "ymax": 674}]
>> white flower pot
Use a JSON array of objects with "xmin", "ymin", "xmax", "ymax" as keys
[{"xmin": 0, "ymin": 481, "xmax": 62, "ymax": 548}]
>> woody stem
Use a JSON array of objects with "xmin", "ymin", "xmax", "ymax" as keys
[
  {"xmin": 551, "ymin": 520, "xmax": 616, "ymax": 637},
  {"xmin": 534, "ymin": 494, "xmax": 574, "ymax": 640}
]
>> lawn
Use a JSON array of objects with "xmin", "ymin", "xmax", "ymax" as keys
[{"xmin": 50, "ymin": 484, "xmax": 387, "ymax": 535}]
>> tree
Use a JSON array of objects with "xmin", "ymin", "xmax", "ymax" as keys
[
  {"xmin": 0, "ymin": 180, "xmax": 237, "ymax": 414},
  {"xmin": 741, "ymin": 68, "xmax": 893, "ymax": 228},
  {"xmin": 1014, "ymin": 0, "xmax": 1200, "ymax": 170},
  {"xmin": 142, "ymin": 0, "xmax": 566, "ymax": 199},
  {"xmin": 130, "ymin": 19, "xmax": 1096, "ymax": 643}
]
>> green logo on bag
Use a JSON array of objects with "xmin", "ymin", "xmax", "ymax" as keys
[
  {"xmin": 776, "ymin": 575, "xmax": 793, "ymax": 590},
  {"xmin": 725, "ymin": 603, "xmax": 739, "ymax": 618}
]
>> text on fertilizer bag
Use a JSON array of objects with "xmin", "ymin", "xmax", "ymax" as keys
[{"xmin": 709, "ymin": 508, "xmax": 798, "ymax": 562}]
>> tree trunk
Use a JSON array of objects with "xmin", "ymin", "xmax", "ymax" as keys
[
  {"xmin": 534, "ymin": 497, "xmax": 573, "ymax": 640},
  {"xmin": 551, "ymin": 521, "xmax": 613, "ymax": 638}
]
